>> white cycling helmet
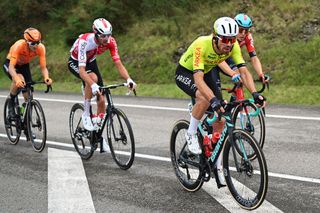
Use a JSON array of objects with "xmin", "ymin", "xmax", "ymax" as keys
[
  {"xmin": 92, "ymin": 18, "xmax": 112, "ymax": 35},
  {"xmin": 213, "ymin": 17, "xmax": 239, "ymax": 37}
]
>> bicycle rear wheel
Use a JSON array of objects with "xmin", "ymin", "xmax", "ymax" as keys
[
  {"xmin": 223, "ymin": 129, "xmax": 268, "ymax": 210},
  {"xmin": 170, "ymin": 120, "xmax": 204, "ymax": 192},
  {"xmin": 232, "ymin": 102, "xmax": 266, "ymax": 149},
  {"xmin": 27, "ymin": 99, "xmax": 47, "ymax": 152},
  {"xmin": 3, "ymin": 97, "xmax": 21, "ymax": 144},
  {"xmin": 69, "ymin": 103, "xmax": 94, "ymax": 160},
  {"xmin": 106, "ymin": 108, "xmax": 135, "ymax": 170}
]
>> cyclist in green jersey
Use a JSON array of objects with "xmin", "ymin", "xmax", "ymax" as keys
[{"xmin": 175, "ymin": 17, "xmax": 266, "ymax": 186}]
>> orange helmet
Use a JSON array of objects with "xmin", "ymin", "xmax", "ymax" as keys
[{"xmin": 24, "ymin": 28, "xmax": 41, "ymax": 42}]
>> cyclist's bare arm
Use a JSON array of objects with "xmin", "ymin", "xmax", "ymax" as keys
[
  {"xmin": 78, "ymin": 66, "xmax": 95, "ymax": 86},
  {"xmin": 114, "ymin": 60, "xmax": 130, "ymax": 80},
  {"xmin": 250, "ymin": 55, "xmax": 263, "ymax": 76},
  {"xmin": 218, "ymin": 61, "xmax": 238, "ymax": 76},
  {"xmin": 238, "ymin": 66, "xmax": 256, "ymax": 93}
]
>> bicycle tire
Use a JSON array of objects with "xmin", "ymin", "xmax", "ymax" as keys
[
  {"xmin": 232, "ymin": 102, "xmax": 266, "ymax": 150},
  {"xmin": 106, "ymin": 108, "xmax": 135, "ymax": 170},
  {"xmin": 3, "ymin": 97, "xmax": 21, "ymax": 144},
  {"xmin": 69, "ymin": 103, "xmax": 94, "ymax": 160},
  {"xmin": 27, "ymin": 99, "xmax": 47, "ymax": 152},
  {"xmin": 170, "ymin": 119, "xmax": 204, "ymax": 192},
  {"xmin": 223, "ymin": 129, "xmax": 268, "ymax": 210}
]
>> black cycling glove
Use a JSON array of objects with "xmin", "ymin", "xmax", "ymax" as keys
[
  {"xmin": 210, "ymin": 97, "xmax": 221, "ymax": 111},
  {"xmin": 252, "ymin": 92, "xmax": 266, "ymax": 106}
]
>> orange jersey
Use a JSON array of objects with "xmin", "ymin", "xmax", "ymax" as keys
[{"xmin": 6, "ymin": 39, "xmax": 46, "ymax": 68}]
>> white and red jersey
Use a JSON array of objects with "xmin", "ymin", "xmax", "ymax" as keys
[
  {"xmin": 70, "ymin": 33, "xmax": 120, "ymax": 67},
  {"xmin": 238, "ymin": 32, "xmax": 256, "ymax": 54}
]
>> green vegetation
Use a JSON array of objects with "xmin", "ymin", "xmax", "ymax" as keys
[{"xmin": 1, "ymin": 0, "xmax": 319, "ymax": 105}]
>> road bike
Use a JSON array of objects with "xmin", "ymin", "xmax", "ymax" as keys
[
  {"xmin": 170, "ymin": 99, "xmax": 268, "ymax": 210},
  {"xmin": 69, "ymin": 82, "xmax": 135, "ymax": 170},
  {"xmin": 222, "ymin": 75, "xmax": 270, "ymax": 149},
  {"xmin": 3, "ymin": 81, "xmax": 52, "ymax": 152}
]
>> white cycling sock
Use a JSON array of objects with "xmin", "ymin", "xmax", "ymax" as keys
[
  {"xmin": 215, "ymin": 152, "xmax": 223, "ymax": 169},
  {"xmin": 188, "ymin": 115, "xmax": 199, "ymax": 134},
  {"xmin": 83, "ymin": 99, "xmax": 91, "ymax": 116}
]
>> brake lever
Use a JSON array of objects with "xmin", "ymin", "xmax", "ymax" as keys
[{"xmin": 45, "ymin": 85, "xmax": 52, "ymax": 93}]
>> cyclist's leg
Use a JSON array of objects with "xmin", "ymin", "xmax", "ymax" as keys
[
  {"xmin": 205, "ymin": 68, "xmax": 226, "ymax": 186},
  {"xmin": 175, "ymin": 65, "xmax": 207, "ymax": 154},
  {"xmin": 19, "ymin": 63, "xmax": 32, "ymax": 102},
  {"xmin": 3, "ymin": 60, "xmax": 27, "ymax": 116},
  {"xmin": 87, "ymin": 60, "xmax": 105, "ymax": 115},
  {"xmin": 68, "ymin": 57, "xmax": 95, "ymax": 130}
]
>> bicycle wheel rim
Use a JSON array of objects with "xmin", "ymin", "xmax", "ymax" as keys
[
  {"xmin": 69, "ymin": 103, "xmax": 94, "ymax": 160},
  {"xmin": 170, "ymin": 120, "xmax": 204, "ymax": 192},
  {"xmin": 232, "ymin": 102, "xmax": 266, "ymax": 153},
  {"xmin": 28, "ymin": 100, "xmax": 46, "ymax": 152},
  {"xmin": 106, "ymin": 108, "xmax": 135, "ymax": 170},
  {"xmin": 223, "ymin": 129, "xmax": 268, "ymax": 210}
]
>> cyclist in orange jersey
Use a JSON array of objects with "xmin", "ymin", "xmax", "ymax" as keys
[{"xmin": 2, "ymin": 27, "xmax": 53, "ymax": 117}]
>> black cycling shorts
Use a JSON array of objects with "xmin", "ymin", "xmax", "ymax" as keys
[
  {"xmin": 175, "ymin": 64, "xmax": 223, "ymax": 100},
  {"xmin": 68, "ymin": 57, "xmax": 104, "ymax": 86},
  {"xmin": 3, "ymin": 59, "xmax": 32, "ymax": 83}
]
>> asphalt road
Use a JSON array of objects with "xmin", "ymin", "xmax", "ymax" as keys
[{"xmin": 0, "ymin": 90, "xmax": 319, "ymax": 213}]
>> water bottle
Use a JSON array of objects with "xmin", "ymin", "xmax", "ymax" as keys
[
  {"xmin": 211, "ymin": 132, "xmax": 221, "ymax": 148},
  {"xmin": 96, "ymin": 113, "xmax": 105, "ymax": 127},
  {"xmin": 203, "ymin": 134, "xmax": 213, "ymax": 158}
]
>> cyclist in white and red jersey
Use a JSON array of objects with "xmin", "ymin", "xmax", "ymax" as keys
[
  {"xmin": 68, "ymin": 18, "xmax": 136, "ymax": 134},
  {"xmin": 233, "ymin": 13, "xmax": 267, "ymax": 83}
]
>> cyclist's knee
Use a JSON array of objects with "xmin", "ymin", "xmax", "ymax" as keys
[{"xmin": 88, "ymin": 72, "xmax": 98, "ymax": 82}]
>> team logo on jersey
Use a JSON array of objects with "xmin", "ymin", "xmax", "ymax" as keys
[
  {"xmin": 79, "ymin": 41, "xmax": 87, "ymax": 61},
  {"xmin": 194, "ymin": 47, "xmax": 201, "ymax": 67}
]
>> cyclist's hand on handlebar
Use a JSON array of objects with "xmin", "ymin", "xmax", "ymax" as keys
[
  {"xmin": 259, "ymin": 73, "xmax": 269, "ymax": 84},
  {"xmin": 231, "ymin": 73, "xmax": 241, "ymax": 83},
  {"xmin": 44, "ymin": 77, "xmax": 53, "ymax": 85},
  {"xmin": 91, "ymin": 83, "xmax": 101, "ymax": 96},
  {"xmin": 252, "ymin": 92, "xmax": 266, "ymax": 108},
  {"xmin": 13, "ymin": 75, "xmax": 25, "ymax": 88},
  {"xmin": 126, "ymin": 78, "xmax": 136, "ymax": 90},
  {"xmin": 210, "ymin": 97, "xmax": 225, "ymax": 113}
]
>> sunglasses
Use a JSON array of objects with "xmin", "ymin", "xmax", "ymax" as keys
[
  {"xmin": 239, "ymin": 27, "xmax": 250, "ymax": 34},
  {"xmin": 98, "ymin": 33, "xmax": 111, "ymax": 39},
  {"xmin": 217, "ymin": 36, "xmax": 237, "ymax": 44},
  {"xmin": 27, "ymin": 41, "xmax": 40, "ymax": 46}
]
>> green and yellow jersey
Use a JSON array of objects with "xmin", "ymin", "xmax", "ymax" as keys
[{"xmin": 179, "ymin": 35, "xmax": 245, "ymax": 73}]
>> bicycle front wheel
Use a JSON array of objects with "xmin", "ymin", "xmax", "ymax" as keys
[
  {"xmin": 27, "ymin": 100, "xmax": 47, "ymax": 152},
  {"xmin": 223, "ymin": 129, "xmax": 268, "ymax": 210},
  {"xmin": 232, "ymin": 102, "xmax": 266, "ymax": 149},
  {"xmin": 69, "ymin": 103, "xmax": 94, "ymax": 160},
  {"xmin": 106, "ymin": 108, "xmax": 135, "ymax": 170},
  {"xmin": 3, "ymin": 97, "xmax": 21, "ymax": 144},
  {"xmin": 170, "ymin": 120, "xmax": 204, "ymax": 192}
]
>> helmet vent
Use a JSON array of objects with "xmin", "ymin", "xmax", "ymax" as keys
[{"xmin": 221, "ymin": 25, "xmax": 226, "ymax": 34}]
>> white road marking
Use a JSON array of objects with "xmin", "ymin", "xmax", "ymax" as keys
[
  {"xmin": 48, "ymin": 148, "xmax": 96, "ymax": 213},
  {"xmin": 0, "ymin": 95, "xmax": 319, "ymax": 121},
  {"xmin": 1, "ymin": 134, "xmax": 318, "ymax": 184},
  {"xmin": 202, "ymin": 181, "xmax": 283, "ymax": 213}
]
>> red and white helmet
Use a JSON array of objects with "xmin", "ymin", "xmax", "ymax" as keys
[{"xmin": 92, "ymin": 18, "xmax": 112, "ymax": 35}]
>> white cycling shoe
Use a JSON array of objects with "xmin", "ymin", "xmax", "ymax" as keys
[
  {"xmin": 82, "ymin": 113, "xmax": 94, "ymax": 131},
  {"xmin": 185, "ymin": 132, "xmax": 202, "ymax": 155}
]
